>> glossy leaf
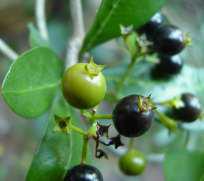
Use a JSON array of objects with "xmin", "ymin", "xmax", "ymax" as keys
[
  {"xmin": 164, "ymin": 150, "xmax": 204, "ymax": 181},
  {"xmin": 81, "ymin": 0, "xmax": 166, "ymax": 53},
  {"xmin": 2, "ymin": 47, "xmax": 62, "ymax": 118},
  {"xmin": 200, "ymin": 174, "xmax": 204, "ymax": 181},
  {"xmin": 26, "ymin": 95, "xmax": 84, "ymax": 181}
]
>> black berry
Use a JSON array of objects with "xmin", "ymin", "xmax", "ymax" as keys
[
  {"xmin": 113, "ymin": 95, "xmax": 154, "ymax": 137},
  {"xmin": 139, "ymin": 12, "xmax": 166, "ymax": 40},
  {"xmin": 153, "ymin": 25, "xmax": 186, "ymax": 55},
  {"xmin": 64, "ymin": 164, "xmax": 103, "ymax": 181},
  {"xmin": 173, "ymin": 93, "xmax": 202, "ymax": 122},
  {"xmin": 151, "ymin": 54, "xmax": 183, "ymax": 79}
]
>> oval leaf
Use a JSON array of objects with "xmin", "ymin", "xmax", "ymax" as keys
[
  {"xmin": 2, "ymin": 47, "xmax": 62, "ymax": 118},
  {"xmin": 81, "ymin": 0, "xmax": 166, "ymax": 53},
  {"xmin": 26, "ymin": 95, "xmax": 85, "ymax": 181}
]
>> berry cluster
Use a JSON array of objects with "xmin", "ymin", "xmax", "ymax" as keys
[
  {"xmin": 59, "ymin": 12, "xmax": 202, "ymax": 181},
  {"xmin": 139, "ymin": 12, "xmax": 190, "ymax": 79}
]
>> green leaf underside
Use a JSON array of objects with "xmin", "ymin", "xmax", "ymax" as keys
[
  {"xmin": 81, "ymin": 0, "xmax": 166, "ymax": 53},
  {"xmin": 104, "ymin": 63, "xmax": 204, "ymax": 103},
  {"xmin": 26, "ymin": 95, "xmax": 84, "ymax": 181},
  {"xmin": 2, "ymin": 47, "xmax": 62, "ymax": 118},
  {"xmin": 164, "ymin": 150, "xmax": 204, "ymax": 181}
]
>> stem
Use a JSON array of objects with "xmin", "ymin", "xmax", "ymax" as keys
[
  {"xmin": 66, "ymin": 0, "xmax": 85, "ymax": 68},
  {"xmin": 70, "ymin": 124, "xmax": 87, "ymax": 136},
  {"xmin": 186, "ymin": 132, "xmax": 197, "ymax": 151},
  {"xmin": 103, "ymin": 143, "xmax": 164, "ymax": 163},
  {"xmin": 81, "ymin": 136, "xmax": 89, "ymax": 164},
  {"xmin": 35, "ymin": 0, "xmax": 49, "ymax": 41},
  {"xmin": 115, "ymin": 58, "xmax": 137, "ymax": 94},
  {"xmin": 0, "ymin": 39, "xmax": 18, "ymax": 60},
  {"xmin": 184, "ymin": 130, "xmax": 190, "ymax": 147},
  {"xmin": 155, "ymin": 110, "xmax": 177, "ymax": 132},
  {"xmin": 148, "ymin": 153, "xmax": 165, "ymax": 163},
  {"xmin": 156, "ymin": 96, "xmax": 181, "ymax": 108},
  {"xmin": 70, "ymin": 0, "xmax": 85, "ymax": 38},
  {"xmin": 128, "ymin": 138, "xmax": 134, "ymax": 150},
  {"xmin": 91, "ymin": 114, "xmax": 112, "ymax": 121}
]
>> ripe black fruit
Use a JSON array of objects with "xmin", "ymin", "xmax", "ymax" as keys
[
  {"xmin": 151, "ymin": 54, "xmax": 183, "ymax": 79},
  {"xmin": 153, "ymin": 25, "xmax": 186, "ymax": 55},
  {"xmin": 173, "ymin": 93, "xmax": 202, "ymax": 122},
  {"xmin": 113, "ymin": 95, "xmax": 154, "ymax": 137},
  {"xmin": 139, "ymin": 12, "xmax": 166, "ymax": 40},
  {"xmin": 64, "ymin": 164, "xmax": 103, "ymax": 181}
]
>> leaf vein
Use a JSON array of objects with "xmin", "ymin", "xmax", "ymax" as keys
[
  {"xmin": 86, "ymin": 0, "xmax": 122, "ymax": 50},
  {"xmin": 3, "ymin": 81, "xmax": 60, "ymax": 95}
]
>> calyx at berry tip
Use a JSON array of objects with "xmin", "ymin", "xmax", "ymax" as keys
[
  {"xmin": 54, "ymin": 115, "xmax": 71, "ymax": 134},
  {"xmin": 138, "ymin": 95, "xmax": 156, "ymax": 112},
  {"xmin": 85, "ymin": 58, "xmax": 105, "ymax": 77},
  {"xmin": 120, "ymin": 25, "xmax": 134, "ymax": 36},
  {"xmin": 183, "ymin": 33, "xmax": 192, "ymax": 46}
]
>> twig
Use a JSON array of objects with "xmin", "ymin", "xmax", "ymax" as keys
[
  {"xmin": 147, "ymin": 153, "xmax": 165, "ymax": 163},
  {"xmin": 70, "ymin": 0, "xmax": 85, "ymax": 38},
  {"xmin": 35, "ymin": 0, "xmax": 49, "ymax": 41},
  {"xmin": 186, "ymin": 132, "xmax": 197, "ymax": 151},
  {"xmin": 0, "ymin": 39, "xmax": 18, "ymax": 60},
  {"xmin": 103, "ymin": 144, "xmax": 164, "ymax": 163},
  {"xmin": 65, "ymin": 0, "xmax": 85, "ymax": 67}
]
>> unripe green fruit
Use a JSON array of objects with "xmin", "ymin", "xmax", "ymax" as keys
[
  {"xmin": 119, "ymin": 149, "xmax": 147, "ymax": 176},
  {"xmin": 62, "ymin": 61, "xmax": 107, "ymax": 109}
]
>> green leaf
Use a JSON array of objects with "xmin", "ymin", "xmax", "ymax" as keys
[
  {"xmin": 81, "ymin": 0, "xmax": 166, "ymax": 53},
  {"xmin": 164, "ymin": 150, "xmax": 204, "ymax": 181},
  {"xmin": 2, "ymin": 47, "xmax": 63, "ymax": 118},
  {"xmin": 28, "ymin": 23, "xmax": 49, "ymax": 48},
  {"xmin": 200, "ymin": 174, "xmax": 204, "ymax": 181},
  {"xmin": 26, "ymin": 95, "xmax": 83, "ymax": 181},
  {"xmin": 26, "ymin": 95, "xmax": 92, "ymax": 181}
]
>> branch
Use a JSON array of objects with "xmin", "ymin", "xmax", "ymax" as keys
[
  {"xmin": 102, "ymin": 138, "xmax": 164, "ymax": 163},
  {"xmin": 65, "ymin": 0, "xmax": 85, "ymax": 67},
  {"xmin": 70, "ymin": 0, "xmax": 85, "ymax": 38},
  {"xmin": 35, "ymin": 0, "xmax": 49, "ymax": 41},
  {"xmin": 0, "ymin": 39, "xmax": 18, "ymax": 60}
]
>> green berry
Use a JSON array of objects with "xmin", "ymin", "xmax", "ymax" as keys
[
  {"xmin": 119, "ymin": 149, "xmax": 147, "ymax": 176},
  {"xmin": 62, "ymin": 60, "xmax": 107, "ymax": 109}
]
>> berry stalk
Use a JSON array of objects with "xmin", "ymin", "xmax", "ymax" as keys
[
  {"xmin": 115, "ymin": 58, "xmax": 137, "ymax": 95},
  {"xmin": 154, "ymin": 110, "xmax": 177, "ymax": 132},
  {"xmin": 81, "ymin": 136, "xmax": 89, "ymax": 164}
]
